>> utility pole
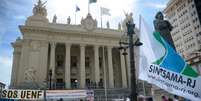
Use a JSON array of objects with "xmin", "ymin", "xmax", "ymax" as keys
[{"xmin": 119, "ymin": 16, "xmax": 142, "ymax": 101}]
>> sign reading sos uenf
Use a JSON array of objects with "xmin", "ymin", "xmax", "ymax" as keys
[{"xmin": 1, "ymin": 89, "xmax": 44, "ymax": 100}]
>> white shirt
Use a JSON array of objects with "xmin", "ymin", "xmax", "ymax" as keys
[{"xmin": 126, "ymin": 97, "xmax": 130, "ymax": 101}]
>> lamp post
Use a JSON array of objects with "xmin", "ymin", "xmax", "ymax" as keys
[
  {"xmin": 119, "ymin": 21, "xmax": 142, "ymax": 101},
  {"xmin": 49, "ymin": 69, "xmax": 52, "ymax": 90},
  {"xmin": 127, "ymin": 21, "xmax": 137, "ymax": 101}
]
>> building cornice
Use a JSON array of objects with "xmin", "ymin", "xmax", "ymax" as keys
[
  {"xmin": 164, "ymin": 0, "xmax": 179, "ymax": 13},
  {"xmin": 19, "ymin": 24, "xmax": 124, "ymax": 39}
]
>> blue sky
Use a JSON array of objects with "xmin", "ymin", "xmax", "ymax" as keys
[{"xmin": 0, "ymin": 0, "xmax": 168, "ymax": 87}]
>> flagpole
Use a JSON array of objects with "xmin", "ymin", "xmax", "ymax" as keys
[
  {"xmin": 75, "ymin": 12, "xmax": 76, "ymax": 24},
  {"xmin": 88, "ymin": 0, "xmax": 90, "ymax": 14},
  {"xmin": 100, "ymin": 7, "xmax": 103, "ymax": 28},
  {"xmin": 138, "ymin": 14, "xmax": 147, "ymax": 97}
]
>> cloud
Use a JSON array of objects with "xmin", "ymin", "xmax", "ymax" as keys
[
  {"xmin": 0, "ymin": 22, "xmax": 6, "ymax": 45},
  {"xmin": 0, "ymin": 55, "xmax": 12, "ymax": 86},
  {"xmin": 44, "ymin": 0, "xmax": 138, "ymax": 29},
  {"xmin": 0, "ymin": 55, "xmax": 12, "ymax": 67},
  {"xmin": 14, "ymin": 15, "xmax": 26, "ymax": 20},
  {"xmin": 0, "ymin": 0, "xmax": 25, "ymax": 86},
  {"xmin": 13, "ymin": 15, "xmax": 26, "ymax": 20}
]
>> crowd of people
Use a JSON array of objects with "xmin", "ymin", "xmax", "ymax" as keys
[
  {"xmin": 85, "ymin": 80, "xmax": 104, "ymax": 89},
  {"xmin": 161, "ymin": 95, "xmax": 190, "ymax": 101}
]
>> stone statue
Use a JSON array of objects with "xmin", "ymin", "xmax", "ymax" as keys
[
  {"xmin": 125, "ymin": 12, "xmax": 134, "ymax": 24},
  {"xmin": 122, "ymin": 12, "xmax": 134, "ymax": 32},
  {"xmin": 118, "ymin": 22, "xmax": 121, "ymax": 30},
  {"xmin": 153, "ymin": 11, "xmax": 175, "ymax": 49},
  {"xmin": 24, "ymin": 67, "xmax": 36, "ymax": 82},
  {"xmin": 94, "ymin": 19, "xmax": 97, "ymax": 27},
  {"xmin": 33, "ymin": 0, "xmax": 47, "ymax": 16},
  {"xmin": 67, "ymin": 16, "xmax": 71, "ymax": 24},
  {"xmin": 106, "ymin": 21, "xmax": 110, "ymax": 28},
  {"xmin": 53, "ymin": 14, "xmax": 57, "ymax": 23}
]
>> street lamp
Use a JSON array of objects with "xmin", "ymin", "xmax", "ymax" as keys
[
  {"xmin": 119, "ymin": 21, "xmax": 142, "ymax": 101},
  {"xmin": 49, "ymin": 69, "xmax": 52, "ymax": 90}
]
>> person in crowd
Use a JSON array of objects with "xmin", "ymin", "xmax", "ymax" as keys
[
  {"xmin": 173, "ymin": 95, "xmax": 179, "ymax": 101},
  {"xmin": 162, "ymin": 96, "xmax": 168, "ymax": 101},
  {"xmin": 126, "ymin": 96, "xmax": 130, "ymax": 101},
  {"xmin": 168, "ymin": 98, "xmax": 173, "ymax": 101},
  {"xmin": 146, "ymin": 97, "xmax": 153, "ymax": 101},
  {"xmin": 57, "ymin": 98, "xmax": 63, "ymax": 101}
]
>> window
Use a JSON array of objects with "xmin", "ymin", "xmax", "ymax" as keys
[
  {"xmin": 57, "ymin": 55, "xmax": 64, "ymax": 60},
  {"xmin": 71, "ymin": 56, "xmax": 77, "ymax": 67},
  {"xmin": 99, "ymin": 57, "xmax": 102, "ymax": 67},
  {"xmin": 85, "ymin": 57, "xmax": 90, "ymax": 67},
  {"xmin": 178, "ymin": 48, "xmax": 184, "ymax": 53},
  {"xmin": 57, "ymin": 79, "xmax": 64, "ymax": 83},
  {"xmin": 194, "ymin": 25, "xmax": 199, "ymax": 30},
  {"xmin": 192, "ymin": 4, "xmax": 195, "ymax": 8},
  {"xmin": 57, "ymin": 61, "xmax": 63, "ymax": 67},
  {"xmin": 186, "ymin": 42, "xmax": 196, "ymax": 50},
  {"xmin": 188, "ymin": 0, "xmax": 193, "ymax": 4},
  {"xmin": 193, "ymin": 17, "xmax": 198, "ymax": 23}
]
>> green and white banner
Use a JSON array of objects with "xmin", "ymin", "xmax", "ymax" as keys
[{"xmin": 138, "ymin": 17, "xmax": 201, "ymax": 101}]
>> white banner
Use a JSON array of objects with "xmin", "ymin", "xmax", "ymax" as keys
[
  {"xmin": 46, "ymin": 90, "xmax": 88, "ymax": 99},
  {"xmin": 1, "ymin": 89, "xmax": 44, "ymax": 100},
  {"xmin": 138, "ymin": 17, "xmax": 201, "ymax": 101}
]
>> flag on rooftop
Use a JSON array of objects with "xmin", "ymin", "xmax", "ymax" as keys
[
  {"xmin": 76, "ymin": 5, "xmax": 80, "ymax": 12},
  {"xmin": 89, "ymin": 0, "xmax": 97, "ymax": 4},
  {"xmin": 101, "ymin": 7, "xmax": 111, "ymax": 16}
]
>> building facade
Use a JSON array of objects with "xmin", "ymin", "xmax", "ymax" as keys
[
  {"xmin": 185, "ymin": 52, "xmax": 201, "ymax": 74},
  {"xmin": 164, "ymin": 0, "xmax": 201, "ymax": 56},
  {"xmin": 10, "ymin": 0, "xmax": 134, "ymax": 91},
  {"xmin": 164, "ymin": 0, "xmax": 201, "ymax": 80}
]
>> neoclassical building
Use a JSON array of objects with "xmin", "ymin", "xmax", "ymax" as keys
[{"xmin": 10, "ymin": 0, "xmax": 139, "ymax": 91}]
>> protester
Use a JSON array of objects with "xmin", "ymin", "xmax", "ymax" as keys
[
  {"xmin": 57, "ymin": 98, "xmax": 63, "ymax": 101},
  {"xmin": 146, "ymin": 97, "xmax": 153, "ymax": 101},
  {"xmin": 162, "ymin": 96, "xmax": 168, "ymax": 101},
  {"xmin": 126, "ymin": 96, "xmax": 130, "ymax": 101},
  {"xmin": 173, "ymin": 95, "xmax": 179, "ymax": 101},
  {"xmin": 168, "ymin": 98, "xmax": 173, "ymax": 101}
]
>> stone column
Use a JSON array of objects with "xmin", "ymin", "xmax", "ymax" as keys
[
  {"xmin": 19, "ymin": 40, "xmax": 29, "ymax": 84},
  {"xmin": 39, "ymin": 42, "xmax": 49, "ymax": 83},
  {"xmin": 94, "ymin": 45, "xmax": 100, "ymax": 84},
  {"xmin": 120, "ymin": 50, "xmax": 128, "ymax": 88},
  {"xmin": 50, "ymin": 42, "xmax": 56, "ymax": 87},
  {"xmin": 11, "ymin": 51, "xmax": 20, "ymax": 86},
  {"xmin": 126, "ymin": 50, "xmax": 131, "ymax": 88},
  {"xmin": 10, "ymin": 43, "xmax": 21, "ymax": 87},
  {"xmin": 65, "ymin": 43, "xmax": 71, "ymax": 89},
  {"xmin": 80, "ymin": 44, "xmax": 86, "ymax": 88},
  {"xmin": 107, "ymin": 46, "xmax": 114, "ymax": 88}
]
